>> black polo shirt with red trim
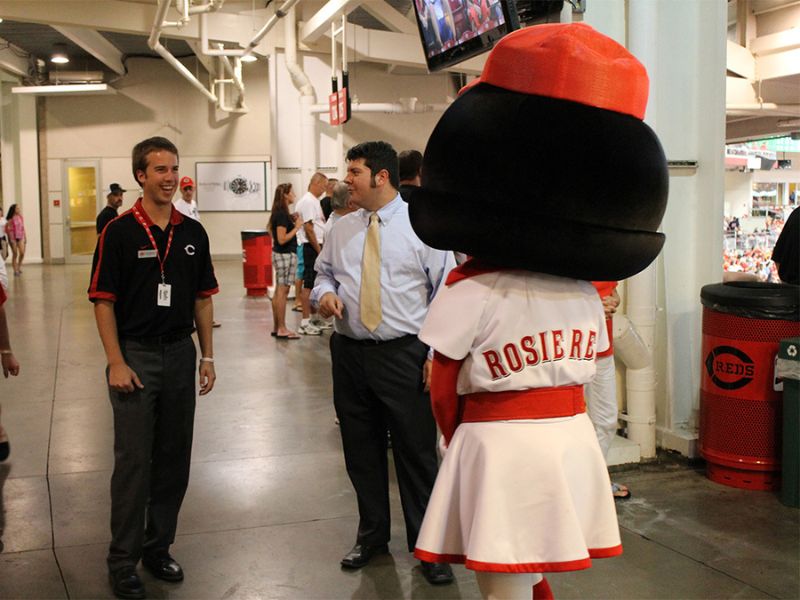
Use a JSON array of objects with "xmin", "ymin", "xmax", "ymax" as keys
[{"xmin": 88, "ymin": 198, "xmax": 218, "ymax": 338}]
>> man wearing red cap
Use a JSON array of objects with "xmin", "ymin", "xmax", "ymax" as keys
[{"xmin": 175, "ymin": 176, "xmax": 200, "ymax": 222}]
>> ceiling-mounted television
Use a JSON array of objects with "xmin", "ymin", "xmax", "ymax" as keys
[{"xmin": 412, "ymin": 0, "xmax": 521, "ymax": 72}]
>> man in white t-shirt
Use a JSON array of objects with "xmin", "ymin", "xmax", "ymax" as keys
[
  {"xmin": 174, "ymin": 177, "xmax": 200, "ymax": 222},
  {"xmin": 296, "ymin": 172, "xmax": 328, "ymax": 335}
]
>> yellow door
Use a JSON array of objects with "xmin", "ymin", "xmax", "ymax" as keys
[{"xmin": 66, "ymin": 164, "xmax": 99, "ymax": 258}]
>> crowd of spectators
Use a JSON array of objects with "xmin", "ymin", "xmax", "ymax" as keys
[{"xmin": 723, "ymin": 210, "xmax": 791, "ymax": 281}]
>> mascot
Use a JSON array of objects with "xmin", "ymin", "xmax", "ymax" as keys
[{"xmin": 408, "ymin": 23, "xmax": 668, "ymax": 599}]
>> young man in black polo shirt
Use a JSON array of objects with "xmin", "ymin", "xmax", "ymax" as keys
[{"xmin": 89, "ymin": 137, "xmax": 218, "ymax": 600}]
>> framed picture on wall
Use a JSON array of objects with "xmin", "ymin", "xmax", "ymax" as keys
[{"xmin": 195, "ymin": 161, "xmax": 270, "ymax": 212}]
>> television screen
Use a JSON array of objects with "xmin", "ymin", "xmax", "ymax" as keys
[{"xmin": 412, "ymin": 0, "xmax": 521, "ymax": 72}]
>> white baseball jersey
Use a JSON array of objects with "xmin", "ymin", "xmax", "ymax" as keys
[{"xmin": 420, "ymin": 270, "xmax": 609, "ymax": 395}]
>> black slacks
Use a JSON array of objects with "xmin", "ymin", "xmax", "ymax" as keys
[
  {"xmin": 106, "ymin": 336, "xmax": 196, "ymax": 572},
  {"xmin": 331, "ymin": 333, "xmax": 439, "ymax": 552}
]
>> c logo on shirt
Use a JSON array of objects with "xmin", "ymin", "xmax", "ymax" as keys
[{"xmin": 184, "ymin": 244, "xmax": 196, "ymax": 256}]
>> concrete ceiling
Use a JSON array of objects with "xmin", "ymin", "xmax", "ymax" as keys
[
  {"xmin": 726, "ymin": 0, "xmax": 800, "ymax": 142},
  {"xmin": 0, "ymin": 0, "xmax": 797, "ymax": 142}
]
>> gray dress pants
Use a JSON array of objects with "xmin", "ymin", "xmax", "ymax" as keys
[{"xmin": 106, "ymin": 336, "xmax": 196, "ymax": 572}]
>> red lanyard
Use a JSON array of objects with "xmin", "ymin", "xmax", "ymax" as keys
[{"xmin": 132, "ymin": 205, "xmax": 174, "ymax": 284}]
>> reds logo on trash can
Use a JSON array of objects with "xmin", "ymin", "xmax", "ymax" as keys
[{"xmin": 704, "ymin": 345, "xmax": 755, "ymax": 390}]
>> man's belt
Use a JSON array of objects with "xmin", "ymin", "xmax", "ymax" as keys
[
  {"xmin": 120, "ymin": 328, "xmax": 195, "ymax": 346},
  {"xmin": 337, "ymin": 333, "xmax": 417, "ymax": 347}
]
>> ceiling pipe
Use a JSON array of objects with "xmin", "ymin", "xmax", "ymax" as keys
[
  {"xmin": 188, "ymin": 0, "xmax": 224, "ymax": 14},
  {"xmin": 215, "ymin": 48, "xmax": 248, "ymax": 113},
  {"xmin": 309, "ymin": 99, "xmax": 450, "ymax": 113},
  {"xmin": 200, "ymin": 0, "xmax": 298, "ymax": 60},
  {"xmin": 284, "ymin": 6, "xmax": 317, "ymax": 185},
  {"xmin": 149, "ymin": 0, "xmax": 217, "ymax": 103},
  {"xmin": 240, "ymin": 0, "xmax": 301, "ymax": 61}
]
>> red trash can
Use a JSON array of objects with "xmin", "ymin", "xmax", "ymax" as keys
[
  {"xmin": 699, "ymin": 282, "xmax": 800, "ymax": 490},
  {"xmin": 241, "ymin": 230, "xmax": 272, "ymax": 297}
]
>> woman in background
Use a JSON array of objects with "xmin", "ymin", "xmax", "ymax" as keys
[
  {"xmin": 0, "ymin": 256, "xmax": 21, "ymax": 461},
  {"xmin": 5, "ymin": 205, "xmax": 26, "ymax": 276},
  {"xmin": 268, "ymin": 183, "xmax": 303, "ymax": 339}
]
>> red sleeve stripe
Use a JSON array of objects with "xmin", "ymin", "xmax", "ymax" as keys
[
  {"xmin": 88, "ymin": 225, "xmax": 112, "ymax": 299},
  {"xmin": 197, "ymin": 287, "xmax": 219, "ymax": 298},
  {"xmin": 89, "ymin": 291, "xmax": 117, "ymax": 302}
]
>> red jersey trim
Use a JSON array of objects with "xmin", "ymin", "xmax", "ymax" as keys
[
  {"xmin": 0, "ymin": 284, "xmax": 6, "ymax": 306},
  {"xmin": 132, "ymin": 198, "xmax": 185, "ymax": 226},
  {"xmin": 415, "ymin": 545, "xmax": 622, "ymax": 572},
  {"xmin": 89, "ymin": 291, "xmax": 117, "ymax": 302},
  {"xmin": 461, "ymin": 385, "xmax": 585, "ymax": 423},
  {"xmin": 88, "ymin": 224, "xmax": 115, "ymax": 300},
  {"xmin": 446, "ymin": 258, "xmax": 504, "ymax": 286},
  {"xmin": 197, "ymin": 287, "xmax": 219, "ymax": 298}
]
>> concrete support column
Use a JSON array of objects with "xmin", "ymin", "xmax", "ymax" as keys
[{"xmin": 627, "ymin": 0, "xmax": 727, "ymax": 457}]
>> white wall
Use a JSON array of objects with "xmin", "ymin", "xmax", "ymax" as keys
[
  {"xmin": 274, "ymin": 50, "xmax": 453, "ymax": 194},
  {"xmin": 645, "ymin": 0, "xmax": 728, "ymax": 450},
  {"xmin": 44, "ymin": 57, "xmax": 273, "ymax": 257},
  {"xmin": 725, "ymin": 170, "xmax": 752, "ymax": 217},
  {"xmin": 41, "ymin": 52, "xmax": 453, "ymax": 258}
]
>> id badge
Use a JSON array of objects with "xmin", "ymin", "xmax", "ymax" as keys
[{"xmin": 157, "ymin": 283, "xmax": 172, "ymax": 307}]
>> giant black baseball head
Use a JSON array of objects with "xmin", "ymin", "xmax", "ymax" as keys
[{"xmin": 409, "ymin": 23, "xmax": 668, "ymax": 281}]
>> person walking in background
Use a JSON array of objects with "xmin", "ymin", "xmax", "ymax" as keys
[
  {"xmin": 5, "ymin": 205, "xmax": 25, "ymax": 276},
  {"xmin": 296, "ymin": 172, "xmax": 329, "ymax": 335},
  {"xmin": 268, "ymin": 183, "xmax": 302, "ymax": 340},
  {"xmin": 322, "ymin": 181, "xmax": 356, "ymax": 237},
  {"xmin": 587, "ymin": 282, "xmax": 630, "ymax": 499},
  {"xmin": 174, "ymin": 177, "xmax": 200, "ymax": 222},
  {"xmin": 0, "ymin": 207, "xmax": 8, "ymax": 264},
  {"xmin": 320, "ymin": 177, "xmax": 338, "ymax": 222},
  {"xmin": 174, "ymin": 177, "xmax": 221, "ymax": 327},
  {"xmin": 0, "ymin": 256, "xmax": 20, "ymax": 462},
  {"xmin": 89, "ymin": 136, "xmax": 219, "ymax": 600},
  {"xmin": 97, "ymin": 184, "xmax": 127, "ymax": 234},
  {"xmin": 398, "ymin": 149, "xmax": 423, "ymax": 202}
]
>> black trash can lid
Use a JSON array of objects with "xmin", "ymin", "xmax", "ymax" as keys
[
  {"xmin": 241, "ymin": 229, "xmax": 269, "ymax": 241},
  {"xmin": 701, "ymin": 282, "xmax": 800, "ymax": 321}
]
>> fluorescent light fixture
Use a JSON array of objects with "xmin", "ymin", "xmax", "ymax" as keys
[
  {"xmin": 51, "ymin": 43, "xmax": 69, "ymax": 64},
  {"xmin": 240, "ymin": 54, "xmax": 258, "ymax": 63},
  {"xmin": 12, "ymin": 83, "xmax": 116, "ymax": 96}
]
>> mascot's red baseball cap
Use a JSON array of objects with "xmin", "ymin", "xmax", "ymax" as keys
[
  {"xmin": 180, "ymin": 176, "xmax": 194, "ymax": 189},
  {"xmin": 460, "ymin": 24, "xmax": 649, "ymax": 119},
  {"xmin": 409, "ymin": 23, "xmax": 669, "ymax": 281}
]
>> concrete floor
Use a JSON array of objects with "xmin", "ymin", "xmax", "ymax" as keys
[{"xmin": 0, "ymin": 261, "xmax": 797, "ymax": 600}]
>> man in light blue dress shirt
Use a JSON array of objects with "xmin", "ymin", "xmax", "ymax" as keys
[{"xmin": 312, "ymin": 141, "xmax": 456, "ymax": 585}]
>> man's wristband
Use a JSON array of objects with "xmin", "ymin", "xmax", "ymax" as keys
[
  {"xmin": 0, "ymin": 349, "xmax": 12, "ymax": 355},
  {"xmin": 199, "ymin": 357, "xmax": 214, "ymax": 363}
]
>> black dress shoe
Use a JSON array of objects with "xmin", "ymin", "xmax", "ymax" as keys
[
  {"xmin": 340, "ymin": 543, "xmax": 389, "ymax": 569},
  {"xmin": 420, "ymin": 561, "xmax": 454, "ymax": 585},
  {"xmin": 141, "ymin": 553, "xmax": 184, "ymax": 582},
  {"xmin": 109, "ymin": 566, "xmax": 146, "ymax": 600}
]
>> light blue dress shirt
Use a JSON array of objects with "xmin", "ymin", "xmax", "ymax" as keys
[{"xmin": 311, "ymin": 194, "xmax": 455, "ymax": 341}]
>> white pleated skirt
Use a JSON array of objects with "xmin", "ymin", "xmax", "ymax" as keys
[{"xmin": 414, "ymin": 413, "xmax": 622, "ymax": 573}]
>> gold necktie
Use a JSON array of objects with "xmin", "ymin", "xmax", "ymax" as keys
[{"xmin": 360, "ymin": 212, "xmax": 382, "ymax": 332}]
